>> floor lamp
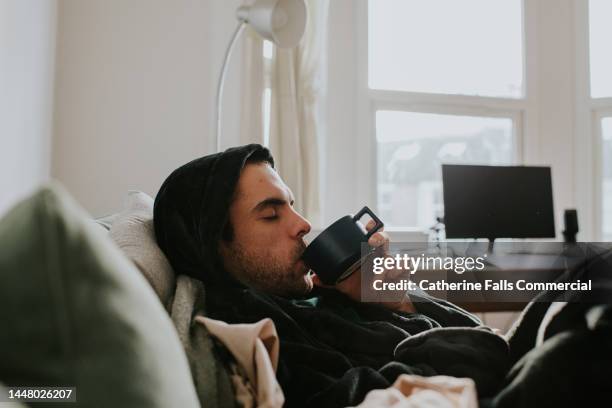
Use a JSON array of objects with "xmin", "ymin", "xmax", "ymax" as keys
[{"xmin": 215, "ymin": 0, "xmax": 307, "ymax": 153}]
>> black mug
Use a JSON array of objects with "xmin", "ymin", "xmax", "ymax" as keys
[{"xmin": 301, "ymin": 206, "xmax": 384, "ymax": 285}]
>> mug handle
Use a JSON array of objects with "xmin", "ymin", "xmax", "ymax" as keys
[{"xmin": 353, "ymin": 206, "xmax": 384, "ymax": 239}]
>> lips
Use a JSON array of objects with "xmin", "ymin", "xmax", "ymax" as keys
[
  {"xmin": 293, "ymin": 242, "xmax": 308, "ymax": 273},
  {"xmin": 295, "ymin": 259, "xmax": 310, "ymax": 274},
  {"xmin": 294, "ymin": 242, "xmax": 306, "ymax": 261}
]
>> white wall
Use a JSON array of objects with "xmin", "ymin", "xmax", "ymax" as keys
[
  {"xmin": 52, "ymin": 0, "xmax": 244, "ymax": 217},
  {"xmin": 0, "ymin": 1, "xmax": 57, "ymax": 216}
]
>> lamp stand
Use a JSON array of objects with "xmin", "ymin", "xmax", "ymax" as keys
[{"xmin": 215, "ymin": 21, "xmax": 246, "ymax": 153}]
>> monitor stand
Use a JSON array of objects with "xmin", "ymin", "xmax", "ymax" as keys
[{"xmin": 487, "ymin": 239, "xmax": 495, "ymax": 254}]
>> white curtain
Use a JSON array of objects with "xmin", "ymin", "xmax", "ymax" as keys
[{"xmin": 240, "ymin": 0, "xmax": 329, "ymax": 226}]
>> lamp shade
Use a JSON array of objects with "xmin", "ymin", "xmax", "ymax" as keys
[{"xmin": 236, "ymin": 0, "xmax": 307, "ymax": 48}]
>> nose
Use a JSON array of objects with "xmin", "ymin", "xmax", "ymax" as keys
[{"xmin": 290, "ymin": 208, "xmax": 311, "ymax": 239}]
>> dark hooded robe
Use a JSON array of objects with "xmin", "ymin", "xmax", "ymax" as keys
[{"xmin": 153, "ymin": 144, "xmax": 510, "ymax": 407}]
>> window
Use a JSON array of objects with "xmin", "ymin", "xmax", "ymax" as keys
[
  {"xmin": 589, "ymin": 0, "xmax": 612, "ymax": 98},
  {"xmin": 367, "ymin": 0, "xmax": 523, "ymax": 229},
  {"xmin": 369, "ymin": 0, "xmax": 524, "ymax": 98},
  {"xmin": 602, "ymin": 118, "xmax": 612, "ymax": 240},
  {"xmin": 262, "ymin": 40, "xmax": 275, "ymax": 147},
  {"xmin": 588, "ymin": 0, "xmax": 612, "ymax": 239},
  {"xmin": 326, "ymin": 1, "xmax": 608, "ymax": 239},
  {"xmin": 376, "ymin": 111, "xmax": 513, "ymax": 228}
]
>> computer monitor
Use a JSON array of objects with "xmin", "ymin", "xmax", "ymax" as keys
[{"xmin": 441, "ymin": 164, "xmax": 555, "ymax": 240}]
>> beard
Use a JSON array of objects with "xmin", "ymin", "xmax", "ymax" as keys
[{"xmin": 221, "ymin": 240, "xmax": 312, "ymax": 298}]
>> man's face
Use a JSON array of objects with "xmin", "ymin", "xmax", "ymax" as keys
[{"xmin": 219, "ymin": 162, "xmax": 313, "ymax": 297}]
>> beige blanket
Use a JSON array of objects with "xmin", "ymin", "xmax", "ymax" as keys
[
  {"xmin": 354, "ymin": 374, "xmax": 478, "ymax": 408},
  {"xmin": 197, "ymin": 317, "xmax": 285, "ymax": 408}
]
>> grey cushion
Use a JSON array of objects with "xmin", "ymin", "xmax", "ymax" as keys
[
  {"xmin": 0, "ymin": 182, "xmax": 200, "ymax": 407},
  {"xmin": 93, "ymin": 213, "xmax": 120, "ymax": 232},
  {"xmin": 109, "ymin": 191, "xmax": 176, "ymax": 310}
]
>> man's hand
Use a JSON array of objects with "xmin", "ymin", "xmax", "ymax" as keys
[{"xmin": 312, "ymin": 219, "xmax": 415, "ymax": 313}]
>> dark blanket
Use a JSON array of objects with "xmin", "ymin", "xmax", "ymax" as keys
[
  {"xmin": 153, "ymin": 145, "xmax": 510, "ymax": 407},
  {"xmin": 485, "ymin": 248, "xmax": 612, "ymax": 408}
]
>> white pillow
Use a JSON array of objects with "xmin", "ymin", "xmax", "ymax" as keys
[{"xmin": 110, "ymin": 191, "xmax": 175, "ymax": 310}]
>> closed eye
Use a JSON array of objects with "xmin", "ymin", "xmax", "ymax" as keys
[{"xmin": 261, "ymin": 208, "xmax": 279, "ymax": 220}]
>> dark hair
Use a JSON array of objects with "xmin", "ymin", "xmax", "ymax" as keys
[{"xmin": 221, "ymin": 152, "xmax": 274, "ymax": 242}]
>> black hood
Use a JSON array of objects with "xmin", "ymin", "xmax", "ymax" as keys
[{"xmin": 153, "ymin": 143, "xmax": 274, "ymax": 287}]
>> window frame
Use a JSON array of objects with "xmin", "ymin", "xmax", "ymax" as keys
[
  {"xmin": 574, "ymin": 0, "xmax": 612, "ymax": 240},
  {"xmin": 354, "ymin": 0, "xmax": 528, "ymax": 228},
  {"xmin": 593, "ymin": 109, "xmax": 612, "ymax": 239},
  {"xmin": 325, "ymin": 0, "xmax": 600, "ymax": 240}
]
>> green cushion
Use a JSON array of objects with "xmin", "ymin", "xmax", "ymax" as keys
[{"xmin": 0, "ymin": 183, "xmax": 200, "ymax": 408}]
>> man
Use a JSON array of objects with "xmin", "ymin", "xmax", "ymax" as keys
[
  {"xmin": 216, "ymin": 145, "xmax": 413, "ymax": 313},
  {"xmin": 154, "ymin": 144, "xmax": 509, "ymax": 407}
]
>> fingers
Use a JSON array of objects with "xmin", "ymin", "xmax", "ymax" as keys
[
  {"xmin": 382, "ymin": 262, "xmax": 405, "ymax": 280},
  {"xmin": 368, "ymin": 231, "xmax": 388, "ymax": 246},
  {"xmin": 368, "ymin": 231, "xmax": 389, "ymax": 254},
  {"xmin": 365, "ymin": 218, "xmax": 384, "ymax": 232}
]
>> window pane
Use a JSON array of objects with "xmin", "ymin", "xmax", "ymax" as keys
[
  {"xmin": 263, "ymin": 40, "xmax": 274, "ymax": 60},
  {"xmin": 376, "ymin": 111, "xmax": 514, "ymax": 228},
  {"xmin": 262, "ymin": 88, "xmax": 272, "ymax": 147},
  {"xmin": 368, "ymin": 0, "xmax": 524, "ymax": 98},
  {"xmin": 602, "ymin": 118, "xmax": 612, "ymax": 240},
  {"xmin": 589, "ymin": 0, "xmax": 612, "ymax": 98}
]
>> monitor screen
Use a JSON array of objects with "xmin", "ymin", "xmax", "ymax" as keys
[{"xmin": 442, "ymin": 164, "xmax": 555, "ymax": 240}]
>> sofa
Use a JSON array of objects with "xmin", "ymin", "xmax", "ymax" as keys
[{"xmin": 2, "ymin": 183, "xmax": 612, "ymax": 408}]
